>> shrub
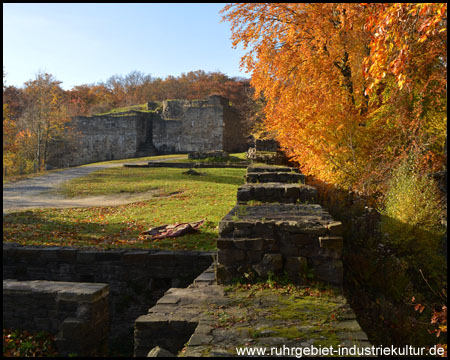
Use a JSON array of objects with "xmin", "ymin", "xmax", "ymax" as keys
[
  {"xmin": 379, "ymin": 159, "xmax": 446, "ymax": 289},
  {"xmin": 3, "ymin": 328, "xmax": 58, "ymax": 357}
]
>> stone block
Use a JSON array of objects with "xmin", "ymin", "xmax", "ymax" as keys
[
  {"xmin": 233, "ymin": 221, "xmax": 254, "ymax": 237},
  {"xmin": 3, "ymin": 279, "xmax": 109, "ymax": 356},
  {"xmin": 56, "ymin": 248, "xmax": 78, "ymax": 262},
  {"xmin": 253, "ymin": 185, "xmax": 267, "ymax": 200},
  {"xmin": 254, "ymin": 222, "xmax": 274, "ymax": 238},
  {"xmin": 218, "ymin": 221, "xmax": 234, "ymax": 237},
  {"xmin": 286, "ymin": 233, "xmax": 316, "ymax": 246},
  {"xmin": 122, "ymin": 251, "xmax": 150, "ymax": 263},
  {"xmin": 253, "ymin": 253, "xmax": 283, "ymax": 277},
  {"xmin": 95, "ymin": 251, "xmax": 125, "ymax": 262},
  {"xmin": 319, "ymin": 236, "xmax": 343, "ymax": 259},
  {"xmin": 38, "ymin": 247, "xmax": 60, "ymax": 262},
  {"xmin": 233, "ymin": 238, "xmax": 264, "ymax": 251},
  {"xmin": 279, "ymin": 245, "xmax": 300, "ymax": 257},
  {"xmin": 237, "ymin": 188, "xmax": 251, "ymax": 203},
  {"xmin": 263, "ymin": 239, "xmax": 279, "ymax": 252},
  {"xmin": 147, "ymin": 346, "xmax": 175, "ymax": 357},
  {"xmin": 147, "ymin": 253, "xmax": 178, "ymax": 267},
  {"xmin": 285, "ymin": 256, "xmax": 308, "ymax": 274},
  {"xmin": 311, "ymin": 258, "xmax": 343, "ymax": 285},
  {"xmin": 216, "ymin": 238, "xmax": 235, "ymax": 249},
  {"xmin": 217, "ymin": 248, "xmax": 246, "ymax": 266},
  {"xmin": 215, "ymin": 264, "xmax": 235, "ymax": 284},
  {"xmin": 285, "ymin": 185, "xmax": 300, "ymax": 200},
  {"xmin": 327, "ymin": 221, "xmax": 344, "ymax": 236},
  {"xmin": 76, "ymin": 251, "xmax": 97, "ymax": 263},
  {"xmin": 246, "ymin": 251, "xmax": 263, "ymax": 264}
]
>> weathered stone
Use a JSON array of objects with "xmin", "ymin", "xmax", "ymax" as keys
[
  {"xmin": 215, "ymin": 264, "xmax": 234, "ymax": 285},
  {"xmin": 286, "ymin": 233, "xmax": 316, "ymax": 246},
  {"xmin": 285, "ymin": 256, "xmax": 308, "ymax": 274},
  {"xmin": 3, "ymin": 244, "xmax": 213, "ymax": 354},
  {"xmin": 246, "ymin": 251, "xmax": 263, "ymax": 264},
  {"xmin": 279, "ymin": 245, "xmax": 300, "ymax": 257},
  {"xmin": 188, "ymin": 333, "xmax": 213, "ymax": 346},
  {"xmin": 122, "ymin": 251, "xmax": 150, "ymax": 263},
  {"xmin": 327, "ymin": 221, "xmax": 344, "ymax": 236},
  {"xmin": 247, "ymin": 164, "xmax": 299, "ymax": 173},
  {"xmin": 216, "ymin": 238, "xmax": 235, "ymax": 249},
  {"xmin": 331, "ymin": 320, "xmax": 363, "ymax": 332},
  {"xmin": 312, "ymin": 258, "xmax": 344, "ymax": 285},
  {"xmin": 217, "ymin": 249, "xmax": 246, "ymax": 265},
  {"xmin": 319, "ymin": 236, "xmax": 343, "ymax": 259},
  {"xmin": 233, "ymin": 238, "xmax": 264, "ymax": 251},
  {"xmin": 48, "ymin": 95, "xmax": 247, "ymax": 168},
  {"xmin": 237, "ymin": 183, "xmax": 318, "ymax": 204},
  {"xmin": 218, "ymin": 221, "xmax": 234, "ymax": 237},
  {"xmin": 147, "ymin": 346, "xmax": 175, "ymax": 357},
  {"xmin": 246, "ymin": 172, "xmax": 305, "ymax": 184},
  {"xmin": 233, "ymin": 222, "xmax": 254, "ymax": 237},
  {"xmin": 3, "ymin": 280, "xmax": 109, "ymax": 356},
  {"xmin": 253, "ymin": 253, "xmax": 283, "ymax": 277},
  {"xmin": 263, "ymin": 239, "xmax": 279, "ymax": 252}
]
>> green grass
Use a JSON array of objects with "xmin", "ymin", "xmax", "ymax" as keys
[
  {"xmin": 95, "ymin": 103, "xmax": 160, "ymax": 116},
  {"xmin": 3, "ymin": 167, "xmax": 245, "ymax": 251}
]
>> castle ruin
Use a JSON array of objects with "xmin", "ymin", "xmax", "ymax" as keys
[{"xmin": 48, "ymin": 95, "xmax": 247, "ymax": 168}]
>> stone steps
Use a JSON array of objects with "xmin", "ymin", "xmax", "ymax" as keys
[
  {"xmin": 216, "ymin": 163, "xmax": 343, "ymax": 286},
  {"xmin": 237, "ymin": 182, "xmax": 318, "ymax": 204},
  {"xmin": 247, "ymin": 164, "xmax": 300, "ymax": 173},
  {"xmin": 245, "ymin": 171, "xmax": 305, "ymax": 184},
  {"xmin": 245, "ymin": 165, "xmax": 305, "ymax": 183},
  {"xmin": 216, "ymin": 204, "xmax": 344, "ymax": 285}
]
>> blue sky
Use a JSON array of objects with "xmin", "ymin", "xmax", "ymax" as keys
[{"xmin": 3, "ymin": 3, "xmax": 249, "ymax": 90}]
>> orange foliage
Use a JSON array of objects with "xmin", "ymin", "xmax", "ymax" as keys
[
  {"xmin": 363, "ymin": 3, "xmax": 447, "ymax": 93},
  {"xmin": 221, "ymin": 3, "xmax": 446, "ymax": 195}
]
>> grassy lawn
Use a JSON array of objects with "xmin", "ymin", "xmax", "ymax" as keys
[
  {"xmin": 3, "ymin": 167, "xmax": 246, "ymax": 251},
  {"xmin": 94, "ymin": 103, "xmax": 159, "ymax": 116}
]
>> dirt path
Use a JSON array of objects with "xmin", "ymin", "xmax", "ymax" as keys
[{"xmin": 3, "ymin": 157, "xmax": 187, "ymax": 214}]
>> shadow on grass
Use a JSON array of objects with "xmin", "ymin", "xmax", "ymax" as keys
[{"xmin": 3, "ymin": 210, "xmax": 217, "ymax": 251}]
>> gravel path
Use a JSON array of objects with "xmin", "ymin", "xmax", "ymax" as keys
[{"xmin": 3, "ymin": 157, "xmax": 187, "ymax": 214}]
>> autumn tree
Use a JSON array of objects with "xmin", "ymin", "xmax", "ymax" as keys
[
  {"xmin": 362, "ymin": 3, "xmax": 447, "ymax": 175},
  {"xmin": 19, "ymin": 72, "xmax": 71, "ymax": 171},
  {"xmin": 221, "ymin": 3, "xmax": 447, "ymax": 196}
]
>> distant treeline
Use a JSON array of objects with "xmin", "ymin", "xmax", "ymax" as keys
[{"xmin": 3, "ymin": 69, "xmax": 262, "ymax": 174}]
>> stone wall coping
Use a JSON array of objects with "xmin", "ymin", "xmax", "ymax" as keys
[
  {"xmin": 238, "ymin": 182, "xmax": 316, "ymax": 189},
  {"xmin": 3, "ymin": 279, "xmax": 109, "ymax": 302},
  {"xmin": 247, "ymin": 164, "xmax": 300, "ymax": 173},
  {"xmin": 222, "ymin": 204, "xmax": 334, "ymax": 223},
  {"xmin": 3, "ymin": 243, "xmax": 214, "ymax": 257}
]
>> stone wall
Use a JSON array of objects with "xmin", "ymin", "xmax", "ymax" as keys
[
  {"xmin": 216, "ymin": 165, "xmax": 344, "ymax": 286},
  {"xmin": 2, "ymin": 243, "xmax": 213, "ymax": 354},
  {"xmin": 48, "ymin": 111, "xmax": 156, "ymax": 168},
  {"xmin": 49, "ymin": 95, "xmax": 247, "ymax": 168},
  {"xmin": 3, "ymin": 279, "xmax": 109, "ymax": 356},
  {"xmin": 222, "ymin": 97, "xmax": 247, "ymax": 153}
]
